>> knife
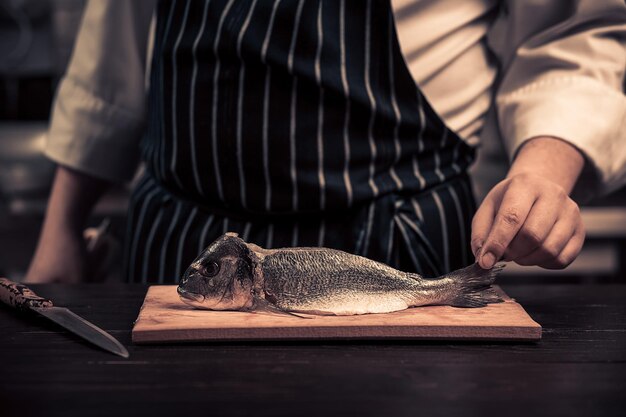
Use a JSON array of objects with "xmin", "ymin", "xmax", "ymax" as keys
[{"xmin": 0, "ymin": 278, "xmax": 129, "ymax": 358}]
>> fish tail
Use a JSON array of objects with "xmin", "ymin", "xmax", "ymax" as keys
[{"xmin": 438, "ymin": 263, "xmax": 505, "ymax": 308}]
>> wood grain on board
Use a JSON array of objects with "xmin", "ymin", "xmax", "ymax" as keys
[{"xmin": 132, "ymin": 285, "xmax": 541, "ymax": 343}]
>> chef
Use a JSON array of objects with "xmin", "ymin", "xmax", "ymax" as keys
[{"xmin": 25, "ymin": 0, "xmax": 626, "ymax": 283}]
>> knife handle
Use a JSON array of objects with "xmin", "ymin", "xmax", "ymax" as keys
[{"xmin": 0, "ymin": 278, "xmax": 53, "ymax": 310}]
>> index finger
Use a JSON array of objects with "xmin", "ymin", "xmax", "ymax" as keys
[
  {"xmin": 471, "ymin": 191, "xmax": 497, "ymax": 258},
  {"xmin": 478, "ymin": 183, "xmax": 537, "ymax": 269}
]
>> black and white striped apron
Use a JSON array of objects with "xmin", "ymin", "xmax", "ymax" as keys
[{"xmin": 125, "ymin": 0, "xmax": 477, "ymax": 283}]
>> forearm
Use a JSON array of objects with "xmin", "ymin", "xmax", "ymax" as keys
[
  {"xmin": 24, "ymin": 166, "xmax": 111, "ymax": 283},
  {"xmin": 507, "ymin": 136, "xmax": 585, "ymax": 193},
  {"xmin": 42, "ymin": 166, "xmax": 111, "ymax": 233}
]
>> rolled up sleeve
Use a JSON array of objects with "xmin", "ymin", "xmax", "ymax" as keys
[
  {"xmin": 489, "ymin": 0, "xmax": 626, "ymax": 200},
  {"xmin": 45, "ymin": 0, "xmax": 155, "ymax": 183}
]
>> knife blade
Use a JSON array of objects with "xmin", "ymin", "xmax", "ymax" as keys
[{"xmin": 0, "ymin": 277, "xmax": 129, "ymax": 358}]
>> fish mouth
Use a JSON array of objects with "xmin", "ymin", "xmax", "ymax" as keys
[{"xmin": 177, "ymin": 287, "xmax": 206, "ymax": 303}]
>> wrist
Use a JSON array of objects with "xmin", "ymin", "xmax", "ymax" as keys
[{"xmin": 507, "ymin": 136, "xmax": 585, "ymax": 194}]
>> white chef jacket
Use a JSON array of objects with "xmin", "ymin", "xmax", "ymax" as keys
[{"xmin": 45, "ymin": 0, "xmax": 626, "ymax": 201}]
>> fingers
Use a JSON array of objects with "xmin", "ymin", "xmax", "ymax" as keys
[
  {"xmin": 470, "ymin": 187, "xmax": 498, "ymax": 258},
  {"xmin": 541, "ymin": 224, "xmax": 585, "ymax": 269},
  {"xmin": 516, "ymin": 204, "xmax": 585, "ymax": 268},
  {"xmin": 476, "ymin": 178, "xmax": 536, "ymax": 269},
  {"xmin": 502, "ymin": 195, "xmax": 560, "ymax": 261}
]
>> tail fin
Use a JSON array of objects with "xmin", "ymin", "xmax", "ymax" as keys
[{"xmin": 440, "ymin": 263, "xmax": 505, "ymax": 308}]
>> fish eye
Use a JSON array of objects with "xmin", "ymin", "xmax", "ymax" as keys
[{"xmin": 201, "ymin": 261, "xmax": 220, "ymax": 277}]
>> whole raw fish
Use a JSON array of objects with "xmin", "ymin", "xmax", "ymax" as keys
[{"xmin": 177, "ymin": 233, "xmax": 503, "ymax": 316}]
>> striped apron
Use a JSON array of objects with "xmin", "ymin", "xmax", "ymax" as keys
[{"xmin": 125, "ymin": 0, "xmax": 477, "ymax": 283}]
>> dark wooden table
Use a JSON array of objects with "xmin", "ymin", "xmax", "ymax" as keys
[{"xmin": 1, "ymin": 284, "xmax": 625, "ymax": 417}]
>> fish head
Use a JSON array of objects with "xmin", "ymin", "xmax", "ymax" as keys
[{"xmin": 178, "ymin": 233, "xmax": 256, "ymax": 310}]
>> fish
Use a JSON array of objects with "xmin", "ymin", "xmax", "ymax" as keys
[{"xmin": 177, "ymin": 232, "xmax": 504, "ymax": 316}]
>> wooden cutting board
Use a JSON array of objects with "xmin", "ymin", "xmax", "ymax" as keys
[{"xmin": 132, "ymin": 285, "xmax": 541, "ymax": 343}]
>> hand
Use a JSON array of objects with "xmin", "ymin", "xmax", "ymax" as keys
[
  {"xmin": 471, "ymin": 173, "xmax": 585, "ymax": 269},
  {"xmin": 471, "ymin": 136, "xmax": 586, "ymax": 270}
]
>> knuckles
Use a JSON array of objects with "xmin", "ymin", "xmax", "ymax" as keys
[
  {"xmin": 549, "ymin": 184, "xmax": 568, "ymax": 202},
  {"xmin": 508, "ymin": 173, "xmax": 533, "ymax": 188},
  {"xmin": 485, "ymin": 239, "xmax": 507, "ymax": 256},
  {"xmin": 554, "ymin": 254, "xmax": 574, "ymax": 269},
  {"xmin": 507, "ymin": 173, "xmax": 568, "ymax": 201},
  {"xmin": 498, "ymin": 208, "xmax": 523, "ymax": 228},
  {"xmin": 470, "ymin": 237, "xmax": 485, "ymax": 252},
  {"xmin": 518, "ymin": 226, "xmax": 544, "ymax": 248},
  {"xmin": 567, "ymin": 199, "xmax": 581, "ymax": 217},
  {"xmin": 541, "ymin": 254, "xmax": 574, "ymax": 270},
  {"xmin": 542, "ymin": 244, "xmax": 562, "ymax": 260}
]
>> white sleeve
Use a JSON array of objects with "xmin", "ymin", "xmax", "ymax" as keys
[
  {"xmin": 45, "ymin": 0, "xmax": 156, "ymax": 182},
  {"xmin": 489, "ymin": 0, "xmax": 626, "ymax": 200}
]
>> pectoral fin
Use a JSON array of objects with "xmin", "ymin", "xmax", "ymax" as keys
[{"xmin": 252, "ymin": 297, "xmax": 311, "ymax": 319}]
